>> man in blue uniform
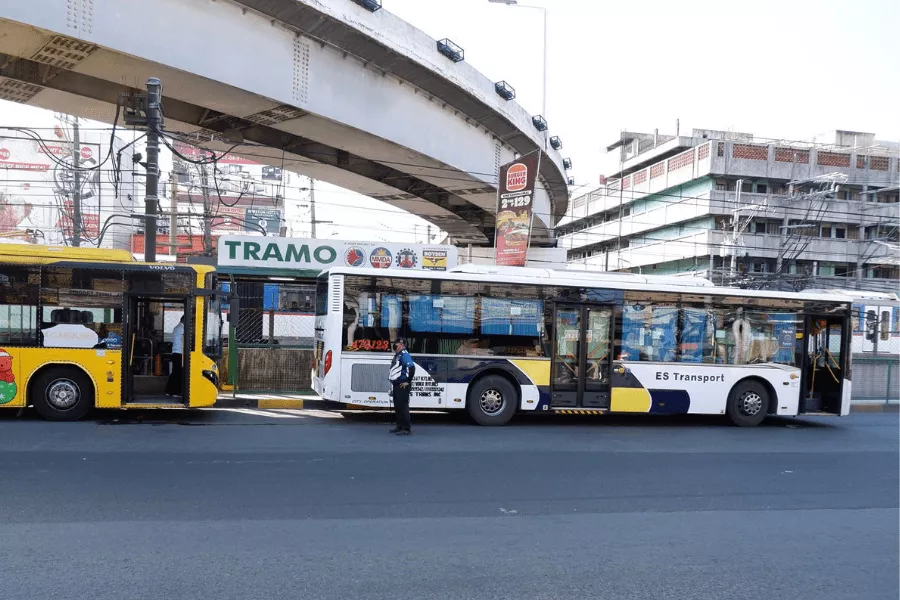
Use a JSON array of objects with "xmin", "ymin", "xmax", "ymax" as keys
[{"xmin": 388, "ymin": 338, "xmax": 415, "ymax": 435}]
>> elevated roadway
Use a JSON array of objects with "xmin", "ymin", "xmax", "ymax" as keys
[{"xmin": 0, "ymin": 0, "xmax": 569, "ymax": 244}]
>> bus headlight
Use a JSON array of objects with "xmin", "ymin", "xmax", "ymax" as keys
[{"xmin": 202, "ymin": 369, "xmax": 219, "ymax": 387}]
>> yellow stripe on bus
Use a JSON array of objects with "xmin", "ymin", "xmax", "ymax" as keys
[
  {"xmin": 509, "ymin": 359, "xmax": 551, "ymax": 386},
  {"xmin": 610, "ymin": 387, "xmax": 652, "ymax": 412}
]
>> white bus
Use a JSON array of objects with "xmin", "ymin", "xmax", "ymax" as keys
[{"xmin": 312, "ymin": 265, "xmax": 852, "ymax": 426}]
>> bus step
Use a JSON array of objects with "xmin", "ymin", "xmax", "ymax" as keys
[{"xmin": 552, "ymin": 408, "xmax": 607, "ymax": 415}]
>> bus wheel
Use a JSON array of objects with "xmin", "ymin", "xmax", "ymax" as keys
[
  {"xmin": 467, "ymin": 375, "xmax": 517, "ymax": 426},
  {"xmin": 30, "ymin": 367, "xmax": 94, "ymax": 421},
  {"xmin": 726, "ymin": 380, "xmax": 769, "ymax": 427}
]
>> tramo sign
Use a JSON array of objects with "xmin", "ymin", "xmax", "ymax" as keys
[{"xmin": 217, "ymin": 235, "xmax": 458, "ymax": 272}]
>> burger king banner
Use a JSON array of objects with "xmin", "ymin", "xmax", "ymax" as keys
[{"xmin": 495, "ymin": 151, "xmax": 540, "ymax": 267}]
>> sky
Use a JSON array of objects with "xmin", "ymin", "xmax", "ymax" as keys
[{"xmin": 2, "ymin": 0, "xmax": 898, "ymax": 242}]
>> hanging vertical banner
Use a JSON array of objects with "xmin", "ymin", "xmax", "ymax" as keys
[{"xmin": 495, "ymin": 151, "xmax": 540, "ymax": 266}]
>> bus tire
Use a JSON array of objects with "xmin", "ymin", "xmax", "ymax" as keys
[
  {"xmin": 467, "ymin": 375, "xmax": 517, "ymax": 426},
  {"xmin": 726, "ymin": 380, "xmax": 769, "ymax": 427},
  {"xmin": 30, "ymin": 367, "xmax": 94, "ymax": 421}
]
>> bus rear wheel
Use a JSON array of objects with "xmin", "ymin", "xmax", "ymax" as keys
[
  {"xmin": 726, "ymin": 380, "xmax": 769, "ymax": 427},
  {"xmin": 30, "ymin": 367, "xmax": 94, "ymax": 421},
  {"xmin": 467, "ymin": 375, "xmax": 517, "ymax": 426}
]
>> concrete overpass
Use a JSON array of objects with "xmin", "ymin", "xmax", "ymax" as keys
[{"xmin": 0, "ymin": 0, "xmax": 570, "ymax": 245}]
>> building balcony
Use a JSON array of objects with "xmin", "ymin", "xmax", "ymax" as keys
[{"xmin": 560, "ymin": 138, "xmax": 898, "ymax": 228}]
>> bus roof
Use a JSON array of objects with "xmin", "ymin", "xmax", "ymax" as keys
[
  {"xmin": 321, "ymin": 265, "xmax": 847, "ymax": 304},
  {"xmin": 0, "ymin": 244, "xmax": 135, "ymax": 263}
]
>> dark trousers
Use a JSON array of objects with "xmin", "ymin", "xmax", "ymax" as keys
[
  {"xmin": 166, "ymin": 353, "xmax": 183, "ymax": 396},
  {"xmin": 392, "ymin": 383, "xmax": 411, "ymax": 431}
]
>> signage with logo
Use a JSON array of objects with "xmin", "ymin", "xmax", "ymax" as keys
[
  {"xmin": 422, "ymin": 249, "xmax": 448, "ymax": 271},
  {"xmin": 244, "ymin": 208, "xmax": 282, "ymax": 236},
  {"xmin": 210, "ymin": 206, "xmax": 246, "ymax": 232},
  {"xmin": 495, "ymin": 151, "xmax": 540, "ymax": 267},
  {"xmin": 369, "ymin": 247, "xmax": 392, "ymax": 268},
  {"xmin": 218, "ymin": 235, "xmax": 458, "ymax": 272}
]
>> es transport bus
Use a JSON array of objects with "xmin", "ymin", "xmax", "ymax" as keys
[{"xmin": 312, "ymin": 264, "xmax": 852, "ymax": 426}]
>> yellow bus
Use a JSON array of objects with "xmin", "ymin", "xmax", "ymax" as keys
[{"xmin": 0, "ymin": 244, "xmax": 222, "ymax": 420}]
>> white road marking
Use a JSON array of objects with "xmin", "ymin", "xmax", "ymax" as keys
[{"xmin": 213, "ymin": 408, "xmax": 301, "ymax": 419}]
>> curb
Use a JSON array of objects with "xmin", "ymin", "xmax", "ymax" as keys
[
  {"xmin": 215, "ymin": 393, "xmax": 319, "ymax": 410},
  {"xmin": 850, "ymin": 403, "xmax": 899, "ymax": 413}
]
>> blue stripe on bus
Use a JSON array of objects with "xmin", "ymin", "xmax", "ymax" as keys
[{"xmin": 648, "ymin": 389, "xmax": 691, "ymax": 414}]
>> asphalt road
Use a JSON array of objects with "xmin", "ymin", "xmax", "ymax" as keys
[{"xmin": 0, "ymin": 407, "xmax": 897, "ymax": 600}]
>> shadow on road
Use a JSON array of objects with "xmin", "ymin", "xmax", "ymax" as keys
[
  {"xmin": 0, "ymin": 405, "xmax": 842, "ymax": 430},
  {"xmin": 337, "ymin": 408, "xmax": 839, "ymax": 429}
]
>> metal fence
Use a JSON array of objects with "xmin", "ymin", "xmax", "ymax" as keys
[
  {"xmin": 223, "ymin": 281, "xmax": 315, "ymax": 348},
  {"xmin": 852, "ymin": 356, "xmax": 899, "ymax": 403},
  {"xmin": 219, "ymin": 281, "xmax": 316, "ymax": 391}
]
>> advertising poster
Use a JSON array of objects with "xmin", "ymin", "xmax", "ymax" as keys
[{"xmin": 495, "ymin": 151, "xmax": 540, "ymax": 267}]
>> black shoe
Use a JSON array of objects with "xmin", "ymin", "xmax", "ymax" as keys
[
  {"xmin": 396, "ymin": 429, "xmax": 411, "ymax": 436},
  {"xmin": 389, "ymin": 427, "xmax": 401, "ymax": 433}
]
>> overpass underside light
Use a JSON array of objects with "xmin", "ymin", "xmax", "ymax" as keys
[
  {"xmin": 494, "ymin": 80, "xmax": 516, "ymax": 101},
  {"xmin": 437, "ymin": 38, "xmax": 465, "ymax": 63},
  {"xmin": 563, "ymin": 158, "xmax": 572, "ymax": 170},
  {"xmin": 350, "ymin": 0, "xmax": 381, "ymax": 11},
  {"xmin": 550, "ymin": 136, "xmax": 562, "ymax": 150},
  {"xmin": 532, "ymin": 115, "xmax": 548, "ymax": 132}
]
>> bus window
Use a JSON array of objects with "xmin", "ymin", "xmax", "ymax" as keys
[
  {"xmin": 621, "ymin": 301, "xmax": 676, "ymax": 362},
  {"xmin": 40, "ymin": 268, "xmax": 124, "ymax": 349},
  {"xmin": 679, "ymin": 307, "xmax": 715, "ymax": 363},
  {"xmin": 0, "ymin": 267, "xmax": 39, "ymax": 346},
  {"xmin": 726, "ymin": 310, "xmax": 799, "ymax": 366}
]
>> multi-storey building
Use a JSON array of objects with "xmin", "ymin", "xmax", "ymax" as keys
[{"xmin": 558, "ymin": 128, "xmax": 899, "ymax": 293}]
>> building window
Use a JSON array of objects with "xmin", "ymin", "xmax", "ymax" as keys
[
  {"xmin": 766, "ymin": 222, "xmax": 780, "ymax": 234},
  {"xmin": 756, "ymin": 183, "xmax": 767, "ymax": 194},
  {"xmin": 834, "ymin": 264, "xmax": 853, "ymax": 277},
  {"xmin": 741, "ymin": 182, "xmax": 753, "ymax": 193},
  {"xmin": 835, "ymin": 227, "xmax": 846, "ymax": 239},
  {"xmin": 716, "ymin": 181, "xmax": 727, "ymax": 191},
  {"xmin": 847, "ymin": 227, "xmax": 859, "ymax": 240},
  {"xmin": 754, "ymin": 221, "xmax": 767, "ymax": 234},
  {"xmin": 821, "ymin": 225, "xmax": 832, "ymax": 238}
]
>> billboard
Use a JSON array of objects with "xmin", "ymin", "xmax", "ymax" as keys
[
  {"xmin": 495, "ymin": 151, "xmax": 540, "ymax": 267},
  {"xmin": 218, "ymin": 235, "xmax": 459, "ymax": 272},
  {"xmin": 0, "ymin": 135, "xmax": 104, "ymax": 245}
]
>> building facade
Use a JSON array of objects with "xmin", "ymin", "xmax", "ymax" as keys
[{"xmin": 557, "ymin": 129, "xmax": 899, "ymax": 294}]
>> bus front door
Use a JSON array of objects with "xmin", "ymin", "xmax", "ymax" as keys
[
  {"xmin": 123, "ymin": 295, "xmax": 191, "ymax": 405},
  {"xmin": 551, "ymin": 304, "xmax": 613, "ymax": 409}
]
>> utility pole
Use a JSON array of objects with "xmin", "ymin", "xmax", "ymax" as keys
[
  {"xmin": 144, "ymin": 77, "xmax": 162, "ymax": 262},
  {"xmin": 71, "ymin": 117, "xmax": 82, "ymax": 246},
  {"xmin": 309, "ymin": 178, "xmax": 317, "ymax": 238},
  {"xmin": 169, "ymin": 170, "xmax": 178, "ymax": 258},
  {"xmin": 199, "ymin": 165, "xmax": 213, "ymax": 255},
  {"xmin": 857, "ymin": 155, "xmax": 870, "ymax": 281},
  {"xmin": 730, "ymin": 179, "xmax": 743, "ymax": 276}
]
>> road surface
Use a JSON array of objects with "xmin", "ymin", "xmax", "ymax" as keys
[{"xmin": 1, "ymin": 408, "xmax": 897, "ymax": 600}]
